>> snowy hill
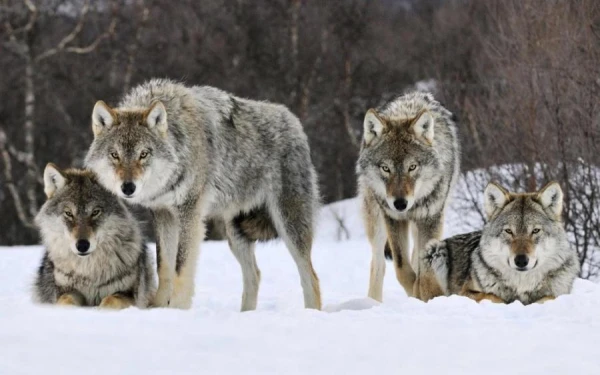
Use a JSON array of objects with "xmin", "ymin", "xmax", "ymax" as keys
[{"xmin": 1, "ymin": 198, "xmax": 599, "ymax": 374}]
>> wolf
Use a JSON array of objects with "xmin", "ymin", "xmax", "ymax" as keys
[
  {"xmin": 357, "ymin": 92, "xmax": 460, "ymax": 302},
  {"xmin": 34, "ymin": 164, "xmax": 155, "ymax": 309},
  {"xmin": 423, "ymin": 181, "xmax": 580, "ymax": 304},
  {"xmin": 85, "ymin": 79, "xmax": 321, "ymax": 311}
]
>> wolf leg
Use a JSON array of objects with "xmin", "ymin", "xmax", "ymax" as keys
[
  {"xmin": 170, "ymin": 202, "xmax": 204, "ymax": 309},
  {"xmin": 270, "ymin": 198, "xmax": 321, "ymax": 310},
  {"xmin": 99, "ymin": 293, "xmax": 135, "ymax": 310},
  {"xmin": 363, "ymin": 200, "xmax": 387, "ymax": 302},
  {"xmin": 412, "ymin": 216, "xmax": 445, "ymax": 301},
  {"xmin": 152, "ymin": 208, "xmax": 180, "ymax": 307},
  {"xmin": 535, "ymin": 296, "xmax": 555, "ymax": 304},
  {"xmin": 460, "ymin": 284, "xmax": 504, "ymax": 304},
  {"xmin": 56, "ymin": 292, "xmax": 85, "ymax": 307},
  {"xmin": 226, "ymin": 221, "xmax": 261, "ymax": 311},
  {"xmin": 385, "ymin": 217, "xmax": 416, "ymax": 297}
]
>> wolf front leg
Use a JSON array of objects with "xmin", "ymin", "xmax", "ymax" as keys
[
  {"xmin": 99, "ymin": 293, "xmax": 135, "ymax": 310},
  {"xmin": 413, "ymin": 215, "xmax": 445, "ymax": 301},
  {"xmin": 384, "ymin": 217, "xmax": 416, "ymax": 297},
  {"xmin": 56, "ymin": 291, "xmax": 85, "ymax": 307},
  {"xmin": 363, "ymin": 201, "xmax": 387, "ymax": 302},
  {"xmin": 152, "ymin": 208, "xmax": 180, "ymax": 308},
  {"xmin": 535, "ymin": 296, "xmax": 555, "ymax": 304},
  {"xmin": 169, "ymin": 199, "xmax": 204, "ymax": 309}
]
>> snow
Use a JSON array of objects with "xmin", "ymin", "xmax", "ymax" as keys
[{"xmin": 1, "ymin": 198, "xmax": 600, "ymax": 374}]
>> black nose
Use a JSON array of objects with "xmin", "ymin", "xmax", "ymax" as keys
[
  {"xmin": 76, "ymin": 239, "xmax": 90, "ymax": 253},
  {"xmin": 393, "ymin": 198, "xmax": 408, "ymax": 211},
  {"xmin": 121, "ymin": 182, "xmax": 136, "ymax": 196},
  {"xmin": 515, "ymin": 254, "xmax": 529, "ymax": 268}
]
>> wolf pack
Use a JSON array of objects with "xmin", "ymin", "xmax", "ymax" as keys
[{"xmin": 33, "ymin": 79, "xmax": 579, "ymax": 310}]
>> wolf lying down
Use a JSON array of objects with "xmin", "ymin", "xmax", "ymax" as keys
[
  {"xmin": 422, "ymin": 181, "xmax": 580, "ymax": 305},
  {"xmin": 34, "ymin": 165, "xmax": 155, "ymax": 309}
]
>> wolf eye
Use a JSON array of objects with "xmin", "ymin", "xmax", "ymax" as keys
[
  {"xmin": 504, "ymin": 229, "xmax": 513, "ymax": 235},
  {"xmin": 380, "ymin": 165, "xmax": 390, "ymax": 173},
  {"xmin": 110, "ymin": 152, "xmax": 119, "ymax": 160},
  {"xmin": 409, "ymin": 164, "xmax": 418, "ymax": 171},
  {"xmin": 532, "ymin": 228, "xmax": 541, "ymax": 234},
  {"xmin": 64, "ymin": 211, "xmax": 74, "ymax": 219},
  {"xmin": 91, "ymin": 208, "xmax": 102, "ymax": 218},
  {"xmin": 139, "ymin": 150, "xmax": 149, "ymax": 160}
]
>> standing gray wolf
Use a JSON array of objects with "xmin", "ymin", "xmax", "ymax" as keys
[
  {"xmin": 85, "ymin": 79, "xmax": 321, "ymax": 311},
  {"xmin": 423, "ymin": 181, "xmax": 580, "ymax": 304},
  {"xmin": 34, "ymin": 164, "xmax": 155, "ymax": 309},
  {"xmin": 356, "ymin": 92, "xmax": 460, "ymax": 302}
]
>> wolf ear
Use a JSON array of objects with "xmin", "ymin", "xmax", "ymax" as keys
[
  {"xmin": 411, "ymin": 111, "xmax": 435, "ymax": 145},
  {"xmin": 363, "ymin": 109, "xmax": 386, "ymax": 146},
  {"xmin": 92, "ymin": 101, "xmax": 116, "ymax": 137},
  {"xmin": 484, "ymin": 182, "xmax": 510, "ymax": 219},
  {"xmin": 145, "ymin": 101, "xmax": 168, "ymax": 136},
  {"xmin": 43, "ymin": 163, "xmax": 67, "ymax": 199},
  {"xmin": 537, "ymin": 181, "xmax": 563, "ymax": 218}
]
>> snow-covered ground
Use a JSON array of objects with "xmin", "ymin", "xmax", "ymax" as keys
[{"xmin": 1, "ymin": 198, "xmax": 599, "ymax": 374}]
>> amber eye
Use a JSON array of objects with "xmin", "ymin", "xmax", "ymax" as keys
[
  {"xmin": 110, "ymin": 152, "xmax": 119, "ymax": 160},
  {"xmin": 64, "ymin": 211, "xmax": 74, "ymax": 219},
  {"xmin": 91, "ymin": 208, "xmax": 102, "ymax": 218},
  {"xmin": 504, "ymin": 229, "xmax": 513, "ymax": 235},
  {"xmin": 380, "ymin": 165, "xmax": 391, "ymax": 173},
  {"xmin": 532, "ymin": 228, "xmax": 541, "ymax": 234},
  {"xmin": 139, "ymin": 150, "xmax": 149, "ymax": 160},
  {"xmin": 409, "ymin": 164, "xmax": 417, "ymax": 171}
]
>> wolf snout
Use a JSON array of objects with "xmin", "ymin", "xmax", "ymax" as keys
[
  {"xmin": 393, "ymin": 197, "xmax": 408, "ymax": 211},
  {"xmin": 76, "ymin": 239, "xmax": 91, "ymax": 255},
  {"xmin": 514, "ymin": 254, "xmax": 529, "ymax": 270},
  {"xmin": 121, "ymin": 182, "xmax": 136, "ymax": 197}
]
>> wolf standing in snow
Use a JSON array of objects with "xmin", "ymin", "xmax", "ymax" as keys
[
  {"xmin": 357, "ymin": 92, "xmax": 460, "ymax": 302},
  {"xmin": 85, "ymin": 79, "xmax": 321, "ymax": 310},
  {"xmin": 423, "ymin": 181, "xmax": 580, "ymax": 304},
  {"xmin": 34, "ymin": 165, "xmax": 155, "ymax": 308}
]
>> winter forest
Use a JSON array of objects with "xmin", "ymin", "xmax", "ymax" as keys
[{"xmin": 1, "ymin": 0, "xmax": 599, "ymax": 278}]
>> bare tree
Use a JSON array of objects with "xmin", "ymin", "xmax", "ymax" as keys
[{"xmin": 1, "ymin": 0, "xmax": 116, "ymax": 229}]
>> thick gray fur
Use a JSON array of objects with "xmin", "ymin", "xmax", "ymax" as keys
[
  {"xmin": 85, "ymin": 79, "xmax": 322, "ymax": 310},
  {"xmin": 34, "ymin": 168, "xmax": 155, "ymax": 308}
]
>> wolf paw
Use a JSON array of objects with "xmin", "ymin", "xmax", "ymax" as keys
[
  {"xmin": 99, "ymin": 295, "xmax": 133, "ymax": 310},
  {"xmin": 152, "ymin": 285, "xmax": 173, "ymax": 307}
]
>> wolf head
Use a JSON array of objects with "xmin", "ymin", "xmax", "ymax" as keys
[
  {"xmin": 84, "ymin": 100, "xmax": 178, "ymax": 202},
  {"xmin": 481, "ymin": 181, "xmax": 568, "ymax": 272},
  {"xmin": 357, "ymin": 107, "xmax": 440, "ymax": 214},
  {"xmin": 35, "ymin": 164, "xmax": 132, "ymax": 257}
]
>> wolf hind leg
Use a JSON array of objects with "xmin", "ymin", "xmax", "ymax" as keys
[
  {"xmin": 269, "ymin": 197, "xmax": 321, "ymax": 310},
  {"xmin": 226, "ymin": 221, "xmax": 261, "ymax": 312},
  {"xmin": 421, "ymin": 239, "xmax": 449, "ymax": 296}
]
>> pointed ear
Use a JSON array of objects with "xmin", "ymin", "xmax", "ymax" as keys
[
  {"xmin": 43, "ymin": 163, "xmax": 67, "ymax": 199},
  {"xmin": 537, "ymin": 181, "xmax": 563, "ymax": 218},
  {"xmin": 484, "ymin": 182, "xmax": 510, "ymax": 219},
  {"xmin": 92, "ymin": 100, "xmax": 116, "ymax": 137},
  {"xmin": 145, "ymin": 101, "xmax": 168, "ymax": 136},
  {"xmin": 363, "ymin": 109, "xmax": 386, "ymax": 146},
  {"xmin": 411, "ymin": 111, "xmax": 435, "ymax": 145}
]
